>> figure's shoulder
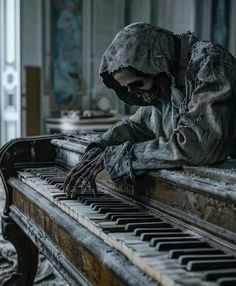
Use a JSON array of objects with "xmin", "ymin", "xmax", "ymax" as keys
[{"xmin": 190, "ymin": 41, "xmax": 236, "ymax": 66}]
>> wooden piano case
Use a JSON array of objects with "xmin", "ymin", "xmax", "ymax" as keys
[{"xmin": 0, "ymin": 134, "xmax": 236, "ymax": 286}]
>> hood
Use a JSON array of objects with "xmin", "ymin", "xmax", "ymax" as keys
[{"xmin": 99, "ymin": 22, "xmax": 197, "ymax": 106}]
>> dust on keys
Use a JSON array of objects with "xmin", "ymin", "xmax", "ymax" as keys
[{"xmin": 18, "ymin": 166, "xmax": 236, "ymax": 286}]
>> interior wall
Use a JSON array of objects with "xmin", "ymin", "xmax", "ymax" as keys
[
  {"xmin": 154, "ymin": 0, "xmax": 196, "ymax": 34},
  {"xmin": 126, "ymin": 0, "xmax": 152, "ymax": 23},
  {"xmin": 19, "ymin": 0, "xmax": 236, "ymax": 136},
  {"xmin": 90, "ymin": 0, "xmax": 126, "ymax": 114},
  {"xmin": 0, "ymin": 0, "xmax": 21, "ymax": 145},
  {"xmin": 21, "ymin": 0, "xmax": 44, "ymax": 135}
]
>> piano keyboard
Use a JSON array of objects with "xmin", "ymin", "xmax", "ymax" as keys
[{"xmin": 17, "ymin": 166, "xmax": 236, "ymax": 286}]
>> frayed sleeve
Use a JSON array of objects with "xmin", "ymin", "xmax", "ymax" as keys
[{"xmin": 86, "ymin": 106, "xmax": 156, "ymax": 152}]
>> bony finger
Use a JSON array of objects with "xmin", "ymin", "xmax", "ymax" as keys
[
  {"xmin": 73, "ymin": 166, "xmax": 93, "ymax": 192},
  {"xmin": 65, "ymin": 174, "xmax": 78, "ymax": 193},
  {"xmin": 63, "ymin": 162, "xmax": 83, "ymax": 189},
  {"xmin": 74, "ymin": 176, "xmax": 85, "ymax": 193},
  {"xmin": 69, "ymin": 163, "xmax": 89, "ymax": 184},
  {"xmin": 63, "ymin": 172, "xmax": 73, "ymax": 189},
  {"xmin": 71, "ymin": 180, "xmax": 83, "ymax": 197},
  {"xmin": 80, "ymin": 161, "xmax": 100, "ymax": 190},
  {"xmin": 81, "ymin": 175, "xmax": 92, "ymax": 193},
  {"xmin": 81, "ymin": 162, "xmax": 104, "ymax": 194},
  {"xmin": 83, "ymin": 149, "xmax": 99, "ymax": 162},
  {"xmin": 71, "ymin": 189, "xmax": 78, "ymax": 199},
  {"xmin": 90, "ymin": 179, "xmax": 97, "ymax": 196},
  {"xmin": 74, "ymin": 162, "xmax": 95, "ymax": 185},
  {"xmin": 64, "ymin": 150, "xmax": 101, "ymax": 193},
  {"xmin": 74, "ymin": 166, "xmax": 94, "ymax": 192},
  {"xmin": 65, "ymin": 183, "xmax": 73, "ymax": 197},
  {"xmin": 64, "ymin": 149, "xmax": 99, "ymax": 181},
  {"xmin": 72, "ymin": 157, "xmax": 97, "ymax": 178}
]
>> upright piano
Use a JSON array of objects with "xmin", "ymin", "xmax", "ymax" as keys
[{"xmin": 0, "ymin": 134, "xmax": 236, "ymax": 286}]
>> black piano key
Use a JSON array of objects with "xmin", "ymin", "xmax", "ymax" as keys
[
  {"xmin": 82, "ymin": 197, "xmax": 120, "ymax": 203},
  {"xmin": 92, "ymin": 204, "xmax": 130, "ymax": 211},
  {"xmin": 47, "ymin": 178, "xmax": 65, "ymax": 184},
  {"xmin": 78, "ymin": 193, "xmax": 105, "ymax": 199},
  {"xmin": 48, "ymin": 180, "xmax": 65, "ymax": 185},
  {"xmin": 42, "ymin": 174, "xmax": 59, "ymax": 179},
  {"xmin": 89, "ymin": 200, "xmax": 127, "ymax": 204},
  {"xmin": 116, "ymin": 217, "xmax": 162, "ymax": 224},
  {"xmin": 79, "ymin": 195, "xmax": 110, "ymax": 203},
  {"xmin": 169, "ymin": 248, "xmax": 222, "ymax": 259},
  {"xmin": 156, "ymin": 241, "xmax": 210, "ymax": 251},
  {"xmin": 141, "ymin": 232, "xmax": 190, "ymax": 241},
  {"xmin": 55, "ymin": 183, "xmax": 63, "ymax": 190},
  {"xmin": 85, "ymin": 199, "xmax": 122, "ymax": 206},
  {"xmin": 202, "ymin": 270, "xmax": 236, "ymax": 281},
  {"xmin": 186, "ymin": 259, "xmax": 236, "ymax": 271},
  {"xmin": 151, "ymin": 237, "xmax": 198, "ymax": 247},
  {"xmin": 51, "ymin": 193, "xmax": 68, "ymax": 199},
  {"xmin": 105, "ymin": 212, "xmax": 147, "ymax": 220},
  {"xmin": 179, "ymin": 254, "xmax": 234, "ymax": 266},
  {"xmin": 110, "ymin": 213, "xmax": 153, "ymax": 221},
  {"xmin": 92, "ymin": 202, "xmax": 128, "ymax": 207},
  {"xmin": 125, "ymin": 222, "xmax": 172, "ymax": 232},
  {"xmin": 217, "ymin": 278, "xmax": 236, "ymax": 286},
  {"xmin": 134, "ymin": 227, "xmax": 180, "ymax": 236},
  {"xmin": 58, "ymin": 198, "xmax": 74, "ymax": 202},
  {"xmin": 98, "ymin": 207, "xmax": 140, "ymax": 214},
  {"xmin": 99, "ymin": 224, "xmax": 126, "ymax": 232}
]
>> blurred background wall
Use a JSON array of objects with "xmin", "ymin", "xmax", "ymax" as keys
[{"xmin": 0, "ymin": 0, "xmax": 235, "ymax": 145}]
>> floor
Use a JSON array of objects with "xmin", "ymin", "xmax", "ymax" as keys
[{"xmin": 0, "ymin": 181, "xmax": 68, "ymax": 286}]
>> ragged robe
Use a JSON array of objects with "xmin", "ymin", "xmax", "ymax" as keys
[{"xmin": 89, "ymin": 23, "xmax": 236, "ymax": 182}]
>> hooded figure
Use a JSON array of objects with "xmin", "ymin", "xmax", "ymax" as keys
[{"xmin": 64, "ymin": 23, "xmax": 236, "ymax": 197}]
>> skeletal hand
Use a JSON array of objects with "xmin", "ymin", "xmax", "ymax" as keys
[{"xmin": 63, "ymin": 148, "xmax": 104, "ymax": 198}]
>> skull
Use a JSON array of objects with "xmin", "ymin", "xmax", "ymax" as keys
[
  {"xmin": 112, "ymin": 68, "xmax": 154, "ymax": 93},
  {"xmin": 112, "ymin": 68, "xmax": 160, "ymax": 104}
]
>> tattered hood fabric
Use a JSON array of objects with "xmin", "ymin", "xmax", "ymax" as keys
[
  {"xmin": 93, "ymin": 23, "xmax": 236, "ymax": 182},
  {"xmin": 100, "ymin": 22, "xmax": 176, "ymax": 76},
  {"xmin": 99, "ymin": 22, "xmax": 197, "ymax": 106}
]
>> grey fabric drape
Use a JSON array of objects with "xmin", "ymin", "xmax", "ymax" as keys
[{"xmin": 92, "ymin": 23, "xmax": 236, "ymax": 182}]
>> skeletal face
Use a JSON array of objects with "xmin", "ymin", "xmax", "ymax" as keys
[
  {"xmin": 112, "ymin": 68, "xmax": 162, "ymax": 104},
  {"xmin": 112, "ymin": 68, "xmax": 171, "ymax": 105},
  {"xmin": 113, "ymin": 68, "xmax": 154, "ymax": 92}
]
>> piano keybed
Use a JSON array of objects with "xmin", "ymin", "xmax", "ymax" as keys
[{"xmin": 17, "ymin": 165, "xmax": 236, "ymax": 286}]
